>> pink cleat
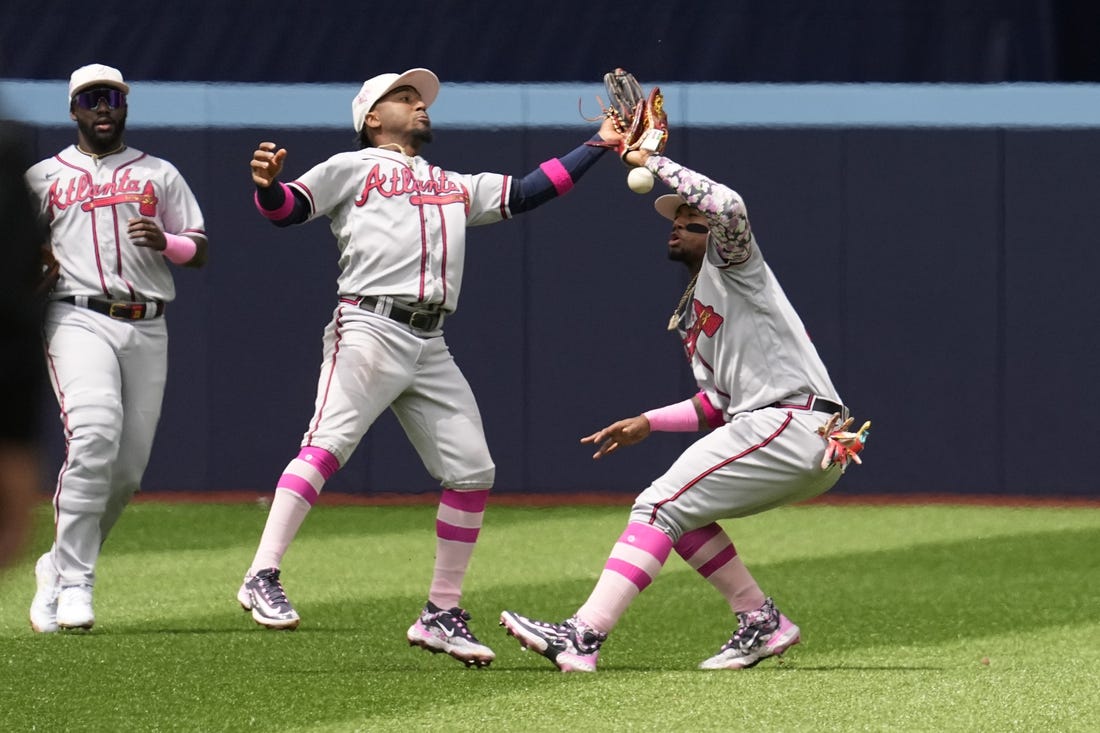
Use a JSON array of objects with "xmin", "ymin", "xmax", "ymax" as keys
[{"xmin": 699, "ymin": 598, "xmax": 801, "ymax": 670}]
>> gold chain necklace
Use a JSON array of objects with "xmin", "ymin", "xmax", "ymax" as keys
[
  {"xmin": 378, "ymin": 142, "xmax": 414, "ymax": 163},
  {"xmin": 667, "ymin": 270, "xmax": 700, "ymax": 331},
  {"xmin": 77, "ymin": 143, "xmax": 126, "ymax": 161}
]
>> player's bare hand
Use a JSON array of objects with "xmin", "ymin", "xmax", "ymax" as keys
[
  {"xmin": 622, "ymin": 149, "xmax": 650, "ymax": 168},
  {"xmin": 597, "ymin": 113, "xmax": 626, "ymax": 146},
  {"xmin": 251, "ymin": 142, "xmax": 287, "ymax": 188},
  {"xmin": 581, "ymin": 415, "xmax": 651, "ymax": 459},
  {"xmin": 127, "ymin": 217, "xmax": 166, "ymax": 250}
]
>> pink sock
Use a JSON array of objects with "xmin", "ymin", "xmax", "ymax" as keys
[
  {"xmin": 249, "ymin": 447, "xmax": 339, "ymax": 573},
  {"xmin": 428, "ymin": 488, "xmax": 489, "ymax": 609},
  {"xmin": 575, "ymin": 522, "xmax": 673, "ymax": 634},
  {"xmin": 675, "ymin": 523, "xmax": 766, "ymax": 613}
]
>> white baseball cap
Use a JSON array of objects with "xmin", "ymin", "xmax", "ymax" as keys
[
  {"xmin": 654, "ymin": 194, "xmax": 691, "ymax": 221},
  {"xmin": 68, "ymin": 63, "xmax": 130, "ymax": 101},
  {"xmin": 351, "ymin": 68, "xmax": 439, "ymax": 133}
]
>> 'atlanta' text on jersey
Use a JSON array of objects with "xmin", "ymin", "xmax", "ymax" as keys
[
  {"xmin": 48, "ymin": 168, "xmax": 147, "ymax": 212},
  {"xmin": 355, "ymin": 163, "xmax": 468, "ymax": 207}
]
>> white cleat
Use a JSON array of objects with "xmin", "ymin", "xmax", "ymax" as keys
[
  {"xmin": 57, "ymin": 585, "xmax": 95, "ymax": 630},
  {"xmin": 29, "ymin": 553, "xmax": 61, "ymax": 634}
]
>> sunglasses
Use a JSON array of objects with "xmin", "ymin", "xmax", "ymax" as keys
[
  {"xmin": 73, "ymin": 88, "xmax": 127, "ymax": 110},
  {"xmin": 684, "ymin": 223, "xmax": 709, "ymax": 234}
]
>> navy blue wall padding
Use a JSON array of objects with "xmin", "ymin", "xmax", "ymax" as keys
[{"xmin": 27, "ymin": 124, "xmax": 1100, "ymax": 499}]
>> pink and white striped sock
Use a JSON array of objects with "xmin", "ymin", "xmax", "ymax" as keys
[
  {"xmin": 249, "ymin": 447, "xmax": 340, "ymax": 573},
  {"xmin": 674, "ymin": 523, "xmax": 766, "ymax": 613},
  {"xmin": 575, "ymin": 522, "xmax": 673, "ymax": 634},
  {"xmin": 428, "ymin": 488, "xmax": 490, "ymax": 610}
]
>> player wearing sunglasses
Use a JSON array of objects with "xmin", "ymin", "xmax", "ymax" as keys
[{"xmin": 24, "ymin": 64, "xmax": 208, "ymax": 633}]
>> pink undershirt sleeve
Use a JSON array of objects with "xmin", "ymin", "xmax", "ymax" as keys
[
  {"xmin": 162, "ymin": 233, "xmax": 197, "ymax": 265},
  {"xmin": 643, "ymin": 397, "xmax": 700, "ymax": 432},
  {"xmin": 253, "ymin": 182, "xmax": 296, "ymax": 220},
  {"xmin": 643, "ymin": 391, "xmax": 725, "ymax": 432}
]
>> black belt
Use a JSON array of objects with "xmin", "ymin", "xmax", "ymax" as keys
[
  {"xmin": 356, "ymin": 295, "xmax": 443, "ymax": 331},
  {"xmin": 59, "ymin": 295, "xmax": 166, "ymax": 320},
  {"xmin": 773, "ymin": 395, "xmax": 848, "ymax": 419}
]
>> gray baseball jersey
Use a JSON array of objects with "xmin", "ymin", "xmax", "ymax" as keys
[
  {"xmin": 288, "ymin": 147, "xmax": 509, "ymax": 311},
  {"xmin": 277, "ymin": 146, "xmax": 515, "ymax": 480},
  {"xmin": 631, "ymin": 156, "xmax": 845, "ymax": 538},
  {"xmin": 26, "ymin": 145, "xmax": 205, "ymax": 301},
  {"xmin": 25, "ymin": 144, "xmax": 205, "ymax": 587},
  {"xmin": 679, "ymin": 221, "xmax": 841, "ymax": 417}
]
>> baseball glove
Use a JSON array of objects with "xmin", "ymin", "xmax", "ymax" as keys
[
  {"xmin": 817, "ymin": 414, "xmax": 871, "ymax": 472},
  {"xmin": 602, "ymin": 67, "xmax": 645, "ymax": 125},
  {"xmin": 588, "ymin": 68, "xmax": 669, "ymax": 161},
  {"xmin": 36, "ymin": 244, "xmax": 60, "ymax": 297}
]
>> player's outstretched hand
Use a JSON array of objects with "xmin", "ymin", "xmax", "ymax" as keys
[
  {"xmin": 581, "ymin": 415, "xmax": 652, "ymax": 459},
  {"xmin": 622, "ymin": 149, "xmax": 651, "ymax": 168},
  {"xmin": 251, "ymin": 142, "xmax": 287, "ymax": 188},
  {"xmin": 596, "ymin": 114, "xmax": 626, "ymax": 150},
  {"xmin": 127, "ymin": 217, "xmax": 166, "ymax": 251}
]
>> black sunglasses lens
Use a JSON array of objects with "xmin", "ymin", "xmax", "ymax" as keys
[
  {"xmin": 685, "ymin": 223, "xmax": 709, "ymax": 234},
  {"xmin": 75, "ymin": 89, "xmax": 126, "ymax": 110}
]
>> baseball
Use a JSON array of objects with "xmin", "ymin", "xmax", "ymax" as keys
[{"xmin": 627, "ymin": 167, "xmax": 654, "ymax": 194}]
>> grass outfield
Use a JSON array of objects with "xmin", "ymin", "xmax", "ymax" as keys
[{"xmin": 0, "ymin": 500, "xmax": 1097, "ymax": 732}]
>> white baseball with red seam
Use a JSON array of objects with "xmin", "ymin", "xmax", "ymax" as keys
[{"xmin": 627, "ymin": 167, "xmax": 654, "ymax": 194}]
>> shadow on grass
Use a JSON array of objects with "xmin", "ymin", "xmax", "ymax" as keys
[
  {"xmin": 24, "ymin": 502, "xmax": 449, "ymax": 556},
  {"xmin": 476, "ymin": 526, "xmax": 1098, "ymax": 662},
  {"xmin": 5, "ymin": 525, "xmax": 1089, "ymax": 732},
  {"xmin": 78, "ymin": 525, "xmax": 1097, "ymax": 652}
]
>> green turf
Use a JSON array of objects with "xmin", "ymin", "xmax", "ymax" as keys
[{"xmin": 1, "ymin": 501, "xmax": 1097, "ymax": 732}]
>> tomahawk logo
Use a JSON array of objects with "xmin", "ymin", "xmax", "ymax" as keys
[{"xmin": 683, "ymin": 300, "xmax": 724, "ymax": 359}]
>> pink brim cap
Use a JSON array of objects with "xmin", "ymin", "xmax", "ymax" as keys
[{"xmin": 352, "ymin": 67, "xmax": 439, "ymax": 133}]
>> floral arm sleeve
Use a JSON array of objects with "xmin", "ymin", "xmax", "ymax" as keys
[{"xmin": 644, "ymin": 155, "xmax": 753, "ymax": 265}]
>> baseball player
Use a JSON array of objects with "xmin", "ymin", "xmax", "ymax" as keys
[
  {"xmin": 25, "ymin": 64, "xmax": 208, "ymax": 632},
  {"xmin": 237, "ymin": 68, "xmax": 624, "ymax": 667},
  {"xmin": 500, "ymin": 148, "xmax": 869, "ymax": 672}
]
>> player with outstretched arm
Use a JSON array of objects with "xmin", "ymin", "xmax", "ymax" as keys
[
  {"xmin": 237, "ymin": 68, "xmax": 625, "ymax": 667},
  {"xmin": 500, "ymin": 143, "xmax": 869, "ymax": 672}
]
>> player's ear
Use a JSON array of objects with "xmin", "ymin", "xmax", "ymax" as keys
[{"xmin": 365, "ymin": 110, "xmax": 382, "ymax": 132}]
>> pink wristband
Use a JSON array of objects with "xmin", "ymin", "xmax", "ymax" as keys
[
  {"xmin": 254, "ymin": 182, "xmax": 296, "ymax": 220},
  {"xmin": 162, "ymin": 233, "xmax": 197, "ymax": 265},
  {"xmin": 539, "ymin": 158, "xmax": 574, "ymax": 195},
  {"xmin": 643, "ymin": 397, "xmax": 700, "ymax": 432}
]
